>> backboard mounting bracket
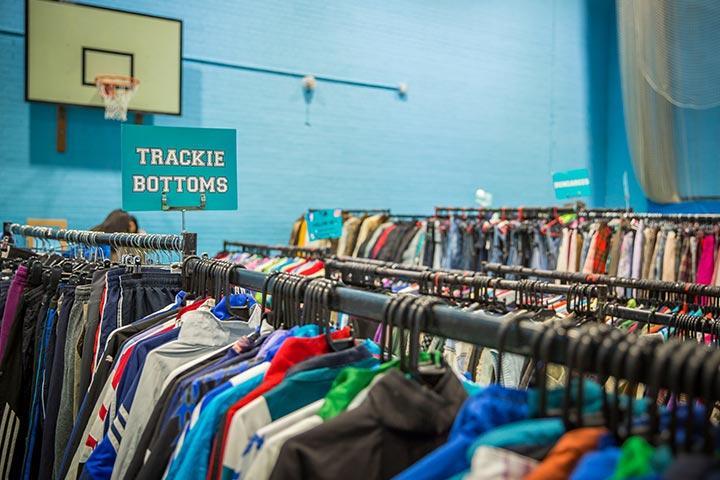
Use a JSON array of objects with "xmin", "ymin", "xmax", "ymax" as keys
[{"xmin": 56, "ymin": 105, "xmax": 66, "ymax": 153}]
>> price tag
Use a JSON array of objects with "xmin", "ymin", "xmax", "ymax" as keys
[{"xmin": 306, "ymin": 209, "xmax": 342, "ymax": 241}]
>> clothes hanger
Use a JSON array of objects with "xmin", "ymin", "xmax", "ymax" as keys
[
  {"xmin": 561, "ymin": 323, "xmax": 584, "ymax": 430},
  {"xmin": 322, "ymin": 279, "xmax": 354, "ymax": 351},
  {"xmin": 380, "ymin": 295, "xmax": 405, "ymax": 363},
  {"xmin": 412, "ymin": 297, "xmax": 446, "ymax": 382},
  {"xmin": 666, "ymin": 341, "xmax": 700, "ymax": 453},
  {"xmin": 536, "ymin": 322, "xmax": 569, "ymax": 417},
  {"xmin": 282, "ymin": 274, "xmax": 299, "ymax": 328},
  {"xmin": 594, "ymin": 327, "xmax": 627, "ymax": 431},
  {"xmin": 701, "ymin": 348, "xmax": 720, "ymax": 453},
  {"xmin": 604, "ymin": 331, "xmax": 629, "ymax": 440},
  {"xmin": 683, "ymin": 344, "xmax": 711, "ymax": 452},
  {"xmin": 260, "ymin": 271, "xmax": 280, "ymax": 328},
  {"xmin": 395, "ymin": 295, "xmax": 415, "ymax": 372},
  {"xmin": 301, "ymin": 278, "xmax": 319, "ymax": 328},
  {"xmin": 269, "ymin": 272, "xmax": 286, "ymax": 329},
  {"xmin": 624, "ymin": 334, "xmax": 656, "ymax": 437},
  {"xmin": 405, "ymin": 296, "xmax": 423, "ymax": 380},
  {"xmin": 645, "ymin": 340, "xmax": 677, "ymax": 446},
  {"xmin": 282, "ymin": 273, "xmax": 299, "ymax": 328},
  {"xmin": 609, "ymin": 330, "xmax": 643, "ymax": 442},
  {"xmin": 529, "ymin": 320, "xmax": 551, "ymax": 412},
  {"xmin": 574, "ymin": 323, "xmax": 614, "ymax": 428},
  {"xmin": 495, "ymin": 309, "xmax": 531, "ymax": 388}
]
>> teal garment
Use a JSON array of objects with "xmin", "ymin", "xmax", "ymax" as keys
[
  {"xmin": 465, "ymin": 381, "xmax": 606, "ymax": 465},
  {"xmin": 473, "ymin": 417, "xmax": 566, "ymax": 450},
  {"xmin": 462, "ymin": 381, "xmax": 483, "ymax": 396},
  {"xmin": 293, "ymin": 324, "xmax": 322, "ymax": 336},
  {"xmin": 468, "ymin": 385, "xmax": 648, "ymax": 457},
  {"xmin": 166, "ymin": 370, "xmax": 265, "ymax": 480},
  {"xmin": 527, "ymin": 380, "xmax": 604, "ymax": 416},
  {"xmin": 363, "ymin": 339, "xmax": 381, "ymax": 356},
  {"xmin": 265, "ymin": 356, "xmax": 379, "ymax": 420}
]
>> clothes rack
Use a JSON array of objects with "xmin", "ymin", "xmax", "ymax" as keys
[
  {"xmin": 603, "ymin": 303, "xmax": 720, "ymax": 332},
  {"xmin": 222, "ymin": 240, "xmax": 330, "ymax": 258},
  {"xmin": 388, "ymin": 214, "xmax": 431, "ymax": 220},
  {"xmin": 482, "ymin": 262, "xmax": 720, "ymax": 300},
  {"xmin": 309, "ymin": 209, "xmax": 391, "ymax": 215},
  {"xmin": 183, "ymin": 256, "xmax": 594, "ymax": 356},
  {"xmin": 181, "ymin": 256, "xmax": 720, "ymax": 401},
  {"xmin": 583, "ymin": 211, "xmax": 720, "ymax": 222},
  {"xmin": 434, "ymin": 205, "xmax": 576, "ymax": 219},
  {"xmin": 325, "ymin": 257, "xmax": 608, "ymax": 307},
  {"xmin": 434, "ymin": 205, "xmax": 630, "ymax": 219},
  {"xmin": 327, "ymin": 256, "xmax": 720, "ymax": 335},
  {"xmin": 3, "ymin": 222, "xmax": 197, "ymax": 256}
]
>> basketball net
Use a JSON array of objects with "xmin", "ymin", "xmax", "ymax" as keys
[{"xmin": 95, "ymin": 75, "xmax": 140, "ymax": 121}]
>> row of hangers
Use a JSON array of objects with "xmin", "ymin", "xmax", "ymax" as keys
[
  {"xmin": 181, "ymin": 255, "xmax": 720, "ymax": 456},
  {"xmin": 221, "ymin": 241, "xmax": 330, "ymax": 259},
  {"xmin": 326, "ymin": 257, "xmax": 720, "ymax": 329},
  {"xmin": 502, "ymin": 317, "xmax": 718, "ymax": 454}
]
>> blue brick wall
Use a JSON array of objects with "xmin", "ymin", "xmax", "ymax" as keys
[{"xmin": 1, "ymin": 0, "xmax": 597, "ymax": 253}]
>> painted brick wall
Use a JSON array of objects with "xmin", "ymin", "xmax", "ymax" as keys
[{"xmin": 0, "ymin": 0, "xmax": 595, "ymax": 253}]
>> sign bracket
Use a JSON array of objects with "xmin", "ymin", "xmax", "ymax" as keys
[{"xmin": 161, "ymin": 188, "xmax": 207, "ymax": 232}]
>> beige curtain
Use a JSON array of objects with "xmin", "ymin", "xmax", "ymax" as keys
[{"xmin": 617, "ymin": 0, "xmax": 720, "ymax": 203}]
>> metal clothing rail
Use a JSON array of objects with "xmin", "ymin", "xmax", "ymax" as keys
[
  {"xmin": 583, "ymin": 211, "xmax": 720, "ymax": 222},
  {"xmin": 434, "ymin": 205, "xmax": 576, "ymax": 219},
  {"xmin": 182, "ymin": 256, "xmax": 720, "ymax": 402},
  {"xmin": 388, "ymin": 214, "xmax": 431, "ymax": 220},
  {"xmin": 222, "ymin": 241, "xmax": 330, "ymax": 258},
  {"xmin": 433, "ymin": 206, "xmax": 631, "ymax": 220},
  {"xmin": 482, "ymin": 262, "xmax": 720, "ymax": 300},
  {"xmin": 324, "ymin": 258, "xmax": 609, "ymax": 303},
  {"xmin": 339, "ymin": 209, "xmax": 391, "ymax": 215},
  {"xmin": 3, "ymin": 222, "xmax": 197, "ymax": 257},
  {"xmin": 604, "ymin": 304, "xmax": 720, "ymax": 334},
  {"xmin": 307, "ymin": 209, "xmax": 391, "ymax": 216},
  {"xmin": 182, "ymin": 256, "xmax": 554, "ymax": 354}
]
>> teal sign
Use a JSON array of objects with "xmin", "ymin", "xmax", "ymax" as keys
[
  {"xmin": 121, "ymin": 125, "xmax": 238, "ymax": 211},
  {"xmin": 306, "ymin": 209, "xmax": 343, "ymax": 241},
  {"xmin": 552, "ymin": 168, "xmax": 591, "ymax": 199}
]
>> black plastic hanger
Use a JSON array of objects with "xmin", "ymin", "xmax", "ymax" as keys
[
  {"xmin": 270, "ymin": 273, "xmax": 288, "ymax": 329},
  {"xmin": 396, "ymin": 295, "xmax": 415, "ymax": 372},
  {"xmin": 405, "ymin": 296, "xmax": 423, "ymax": 379},
  {"xmin": 683, "ymin": 344, "xmax": 711, "ymax": 452},
  {"xmin": 609, "ymin": 331, "xmax": 640, "ymax": 442},
  {"xmin": 561, "ymin": 324, "xmax": 583, "ymax": 430},
  {"xmin": 495, "ymin": 310, "xmax": 530, "ymax": 387},
  {"xmin": 701, "ymin": 348, "xmax": 720, "ymax": 453},
  {"xmin": 667, "ymin": 341, "xmax": 698, "ymax": 453},
  {"xmin": 537, "ymin": 323, "xmax": 567, "ymax": 417},
  {"xmin": 529, "ymin": 319, "xmax": 551, "ymax": 400},
  {"xmin": 380, "ymin": 295, "xmax": 405, "ymax": 362},
  {"xmin": 645, "ymin": 340, "xmax": 676, "ymax": 445},
  {"xmin": 595, "ymin": 328, "xmax": 627, "ymax": 430}
]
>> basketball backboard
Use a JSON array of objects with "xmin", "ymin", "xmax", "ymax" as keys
[{"xmin": 26, "ymin": 0, "xmax": 182, "ymax": 115}]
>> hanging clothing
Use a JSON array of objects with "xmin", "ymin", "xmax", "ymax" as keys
[{"xmin": 268, "ymin": 369, "xmax": 467, "ymax": 480}]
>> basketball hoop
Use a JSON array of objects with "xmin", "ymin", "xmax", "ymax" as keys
[{"xmin": 95, "ymin": 74, "xmax": 140, "ymax": 121}]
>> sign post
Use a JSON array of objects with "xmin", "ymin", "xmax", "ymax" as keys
[{"xmin": 121, "ymin": 125, "xmax": 238, "ymax": 229}]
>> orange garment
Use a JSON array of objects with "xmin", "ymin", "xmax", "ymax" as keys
[{"xmin": 524, "ymin": 427, "xmax": 607, "ymax": 480}]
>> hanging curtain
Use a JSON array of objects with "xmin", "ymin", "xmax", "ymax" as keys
[{"xmin": 617, "ymin": 0, "xmax": 720, "ymax": 203}]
